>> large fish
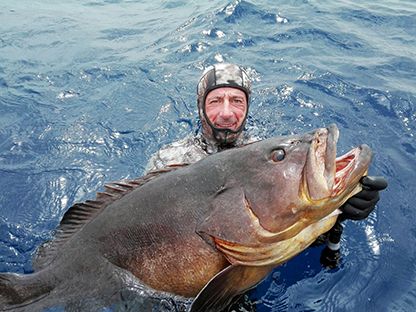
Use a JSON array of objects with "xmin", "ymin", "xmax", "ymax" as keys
[{"xmin": 0, "ymin": 124, "xmax": 372, "ymax": 311}]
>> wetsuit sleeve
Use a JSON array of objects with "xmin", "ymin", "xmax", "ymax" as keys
[
  {"xmin": 144, "ymin": 149, "xmax": 165, "ymax": 173},
  {"xmin": 143, "ymin": 136, "xmax": 207, "ymax": 174}
]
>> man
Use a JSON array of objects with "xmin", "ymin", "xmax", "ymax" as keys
[
  {"xmin": 146, "ymin": 61, "xmax": 387, "ymax": 238},
  {"xmin": 145, "ymin": 63, "xmax": 387, "ymax": 309},
  {"xmin": 146, "ymin": 63, "xmax": 254, "ymax": 172}
]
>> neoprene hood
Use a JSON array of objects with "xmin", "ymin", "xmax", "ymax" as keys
[{"xmin": 197, "ymin": 63, "xmax": 251, "ymax": 145}]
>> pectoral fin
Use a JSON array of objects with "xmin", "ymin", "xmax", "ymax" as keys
[{"xmin": 190, "ymin": 264, "xmax": 272, "ymax": 312}]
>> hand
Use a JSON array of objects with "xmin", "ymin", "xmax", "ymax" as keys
[{"xmin": 339, "ymin": 176, "xmax": 388, "ymax": 221}]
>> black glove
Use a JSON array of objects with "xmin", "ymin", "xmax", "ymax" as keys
[{"xmin": 339, "ymin": 176, "xmax": 388, "ymax": 221}]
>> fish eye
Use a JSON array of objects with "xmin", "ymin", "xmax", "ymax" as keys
[{"xmin": 271, "ymin": 148, "xmax": 285, "ymax": 162}]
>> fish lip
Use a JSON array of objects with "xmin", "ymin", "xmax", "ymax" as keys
[
  {"xmin": 305, "ymin": 124, "xmax": 372, "ymax": 200},
  {"xmin": 326, "ymin": 124, "xmax": 372, "ymax": 198},
  {"xmin": 305, "ymin": 124, "xmax": 338, "ymax": 200},
  {"xmin": 331, "ymin": 143, "xmax": 372, "ymax": 197},
  {"xmin": 325, "ymin": 124, "xmax": 339, "ymax": 192}
]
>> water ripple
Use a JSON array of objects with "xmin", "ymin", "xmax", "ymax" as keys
[{"xmin": 0, "ymin": 1, "xmax": 415, "ymax": 311}]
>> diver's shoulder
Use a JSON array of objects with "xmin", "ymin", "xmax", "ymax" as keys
[
  {"xmin": 159, "ymin": 134, "xmax": 200, "ymax": 152},
  {"xmin": 237, "ymin": 132, "xmax": 261, "ymax": 146},
  {"xmin": 145, "ymin": 134, "xmax": 208, "ymax": 172}
]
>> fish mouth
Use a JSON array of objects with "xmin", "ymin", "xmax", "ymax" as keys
[
  {"xmin": 211, "ymin": 125, "xmax": 372, "ymax": 267},
  {"xmin": 332, "ymin": 146, "xmax": 363, "ymax": 196},
  {"xmin": 304, "ymin": 124, "xmax": 372, "ymax": 201}
]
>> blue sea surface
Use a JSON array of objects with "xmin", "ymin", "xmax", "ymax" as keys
[{"xmin": 0, "ymin": 0, "xmax": 415, "ymax": 311}]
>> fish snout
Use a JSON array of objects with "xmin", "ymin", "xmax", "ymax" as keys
[{"xmin": 303, "ymin": 125, "xmax": 339, "ymax": 201}]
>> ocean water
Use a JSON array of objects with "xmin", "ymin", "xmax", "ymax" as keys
[{"xmin": 0, "ymin": 0, "xmax": 415, "ymax": 311}]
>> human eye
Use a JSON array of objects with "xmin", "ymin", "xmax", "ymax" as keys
[
  {"xmin": 207, "ymin": 98, "xmax": 219, "ymax": 105},
  {"xmin": 232, "ymin": 97, "xmax": 245, "ymax": 107}
]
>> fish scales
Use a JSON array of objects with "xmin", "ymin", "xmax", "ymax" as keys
[{"xmin": 0, "ymin": 125, "xmax": 372, "ymax": 311}]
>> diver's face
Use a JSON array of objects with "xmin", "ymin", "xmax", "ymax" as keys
[{"xmin": 204, "ymin": 87, "xmax": 247, "ymax": 131}]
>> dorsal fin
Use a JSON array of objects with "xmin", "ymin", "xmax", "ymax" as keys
[{"xmin": 32, "ymin": 164, "xmax": 186, "ymax": 271}]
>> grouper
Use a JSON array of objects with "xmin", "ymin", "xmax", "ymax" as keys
[{"xmin": 0, "ymin": 124, "xmax": 372, "ymax": 311}]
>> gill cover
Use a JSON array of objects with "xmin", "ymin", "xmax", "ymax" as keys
[{"xmin": 197, "ymin": 63, "xmax": 251, "ymax": 145}]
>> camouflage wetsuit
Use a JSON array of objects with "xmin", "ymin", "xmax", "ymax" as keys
[{"xmin": 145, "ymin": 132, "xmax": 257, "ymax": 173}]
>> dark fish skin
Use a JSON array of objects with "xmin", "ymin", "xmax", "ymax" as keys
[{"xmin": 0, "ymin": 125, "xmax": 372, "ymax": 312}]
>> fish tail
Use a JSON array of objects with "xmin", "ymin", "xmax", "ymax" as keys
[{"xmin": 0, "ymin": 271, "xmax": 53, "ymax": 310}]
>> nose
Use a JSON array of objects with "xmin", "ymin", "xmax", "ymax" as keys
[{"xmin": 219, "ymin": 98, "xmax": 233, "ymax": 119}]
